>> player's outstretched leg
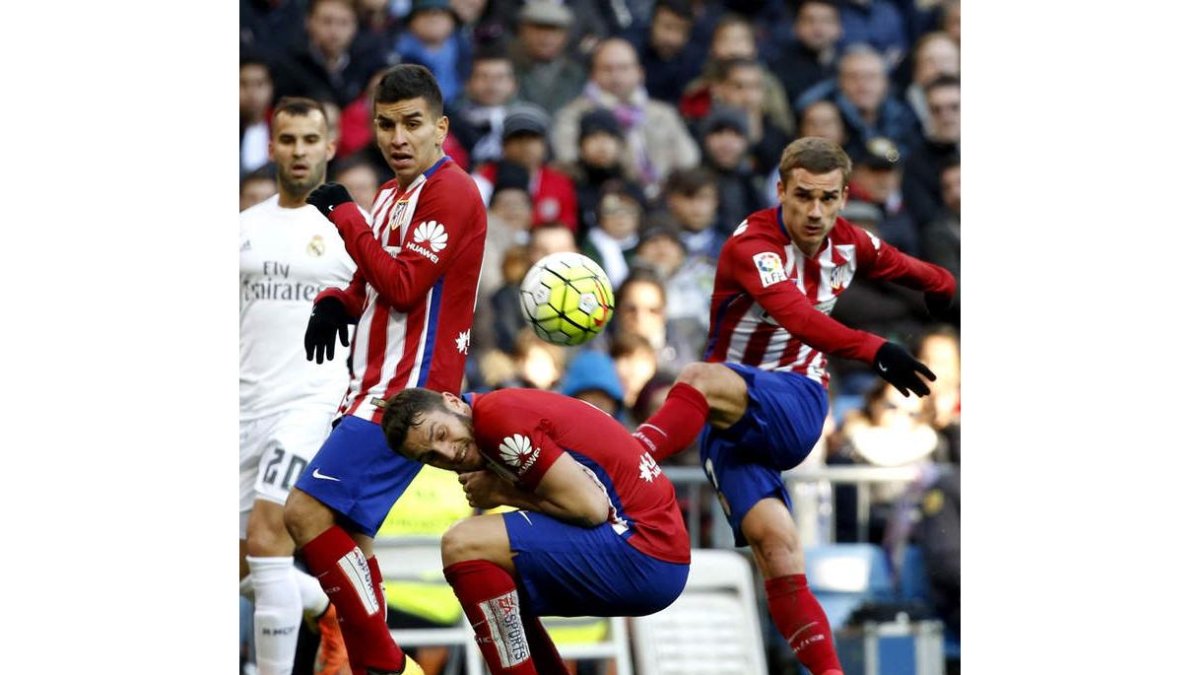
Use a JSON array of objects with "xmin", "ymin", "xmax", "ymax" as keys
[{"xmin": 743, "ymin": 499, "xmax": 844, "ymax": 675}]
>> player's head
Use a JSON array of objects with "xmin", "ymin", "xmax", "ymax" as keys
[
  {"xmin": 382, "ymin": 388, "xmax": 485, "ymax": 472},
  {"xmin": 269, "ymin": 96, "xmax": 336, "ymax": 200},
  {"xmin": 372, "ymin": 63, "xmax": 449, "ymax": 186},
  {"xmin": 776, "ymin": 137, "xmax": 851, "ymax": 256}
]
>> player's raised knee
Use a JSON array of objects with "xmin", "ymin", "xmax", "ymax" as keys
[
  {"xmin": 282, "ymin": 489, "xmax": 333, "ymax": 547},
  {"xmin": 441, "ymin": 515, "xmax": 512, "ymax": 568}
]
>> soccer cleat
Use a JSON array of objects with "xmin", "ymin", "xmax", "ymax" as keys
[{"xmin": 314, "ymin": 603, "xmax": 350, "ymax": 675}]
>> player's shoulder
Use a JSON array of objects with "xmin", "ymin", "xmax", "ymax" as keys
[
  {"xmin": 831, "ymin": 216, "xmax": 881, "ymax": 250},
  {"xmin": 428, "ymin": 157, "xmax": 479, "ymax": 192},
  {"xmin": 724, "ymin": 207, "xmax": 787, "ymax": 250},
  {"xmin": 239, "ymin": 194, "xmax": 280, "ymax": 221}
]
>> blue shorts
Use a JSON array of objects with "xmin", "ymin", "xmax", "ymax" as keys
[
  {"xmin": 503, "ymin": 510, "xmax": 689, "ymax": 617},
  {"xmin": 293, "ymin": 416, "xmax": 424, "ymax": 537},
  {"xmin": 700, "ymin": 363, "xmax": 828, "ymax": 547}
]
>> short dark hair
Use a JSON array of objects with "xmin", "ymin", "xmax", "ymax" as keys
[
  {"xmin": 374, "ymin": 63, "xmax": 445, "ymax": 117},
  {"xmin": 381, "ymin": 388, "xmax": 449, "ymax": 457},
  {"xmin": 713, "ymin": 56, "xmax": 760, "ymax": 83},
  {"xmin": 663, "ymin": 166, "xmax": 716, "ymax": 197},
  {"xmin": 778, "ymin": 137, "xmax": 852, "ymax": 188},
  {"xmin": 271, "ymin": 96, "xmax": 330, "ymax": 135},
  {"xmin": 307, "ymin": 0, "xmax": 355, "ymax": 16},
  {"xmin": 654, "ymin": 0, "xmax": 693, "ymax": 22},
  {"xmin": 925, "ymin": 73, "xmax": 961, "ymax": 96}
]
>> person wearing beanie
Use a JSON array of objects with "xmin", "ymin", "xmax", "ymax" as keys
[
  {"xmin": 559, "ymin": 349, "xmax": 626, "ymax": 418},
  {"xmin": 568, "ymin": 107, "xmax": 648, "ymax": 240}
]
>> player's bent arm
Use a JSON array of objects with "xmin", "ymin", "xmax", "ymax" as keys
[
  {"xmin": 860, "ymin": 232, "xmax": 956, "ymax": 299},
  {"xmin": 529, "ymin": 453, "xmax": 612, "ymax": 527},
  {"xmin": 754, "ymin": 282, "xmax": 885, "ymax": 363},
  {"xmin": 328, "ymin": 199, "xmax": 484, "ymax": 311}
]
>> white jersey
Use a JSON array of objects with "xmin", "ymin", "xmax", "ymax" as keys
[{"xmin": 240, "ymin": 195, "xmax": 357, "ymax": 421}]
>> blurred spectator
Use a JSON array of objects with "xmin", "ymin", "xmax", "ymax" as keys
[
  {"xmin": 698, "ymin": 106, "xmax": 768, "ymax": 237},
  {"xmin": 913, "ymin": 465, "xmax": 960, "ymax": 664},
  {"xmin": 355, "ymin": 0, "xmax": 397, "ymax": 37},
  {"xmin": 847, "ymin": 136, "xmax": 920, "ymax": 256},
  {"xmin": 446, "ymin": 47, "xmax": 518, "ymax": 169},
  {"xmin": 679, "ymin": 14, "xmax": 795, "ymax": 139},
  {"xmin": 552, "ymin": 37, "xmax": 700, "ymax": 200},
  {"xmin": 799, "ymin": 99, "xmax": 848, "ymax": 145},
  {"xmin": 567, "ymin": 107, "xmax": 648, "ymax": 239},
  {"xmin": 768, "ymin": 0, "xmax": 842, "ymax": 107},
  {"xmin": 268, "ymin": 0, "xmax": 389, "ymax": 108},
  {"xmin": 331, "ymin": 152, "xmax": 385, "ymax": 210},
  {"xmin": 609, "ymin": 331, "xmax": 659, "ymax": 410},
  {"xmin": 708, "ymin": 57, "xmax": 790, "ymax": 179},
  {"xmin": 474, "ymin": 103, "xmax": 579, "ymax": 230},
  {"xmin": 899, "ymin": 31, "xmax": 959, "ymax": 136},
  {"xmin": 580, "ymin": 184, "xmax": 644, "ymax": 289},
  {"xmin": 795, "ymin": 44, "xmax": 920, "ymax": 160},
  {"xmin": 240, "ymin": 166, "xmax": 276, "ymax": 212},
  {"xmin": 470, "ymin": 162, "xmax": 534, "ymax": 355},
  {"xmin": 241, "ymin": 0, "xmax": 307, "ymax": 61},
  {"xmin": 903, "ymin": 75, "xmax": 960, "ymax": 227},
  {"xmin": 626, "ymin": 0, "xmax": 706, "ymax": 103},
  {"xmin": 833, "ymin": 378, "xmax": 940, "ymax": 541},
  {"xmin": 509, "ymin": 0, "xmax": 587, "ymax": 116},
  {"xmin": 391, "ymin": 0, "xmax": 465, "ymax": 103},
  {"xmin": 633, "ymin": 215, "xmax": 714, "ymax": 366},
  {"xmin": 661, "ymin": 166, "xmax": 724, "ymax": 259},
  {"xmin": 610, "ymin": 269, "xmax": 692, "ymax": 378},
  {"xmin": 941, "ymin": 0, "xmax": 960, "ymax": 45},
  {"xmin": 510, "ymin": 327, "xmax": 568, "ymax": 389},
  {"xmin": 916, "ymin": 325, "xmax": 960, "ymax": 463},
  {"xmin": 485, "ymin": 223, "xmax": 579, "ymax": 355},
  {"xmin": 836, "ymin": 0, "xmax": 909, "ymax": 69},
  {"xmin": 919, "ymin": 155, "xmax": 960, "ymax": 324},
  {"xmin": 559, "ymin": 349, "xmax": 626, "ymax": 417},
  {"xmin": 527, "ymin": 219, "xmax": 579, "ymax": 262},
  {"xmin": 240, "ymin": 53, "xmax": 275, "ymax": 178}
]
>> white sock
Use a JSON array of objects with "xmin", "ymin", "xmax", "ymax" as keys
[
  {"xmin": 295, "ymin": 567, "xmax": 330, "ymax": 619},
  {"xmin": 239, "ymin": 574, "xmax": 254, "ymax": 600},
  {"xmin": 247, "ymin": 556, "xmax": 302, "ymax": 675}
]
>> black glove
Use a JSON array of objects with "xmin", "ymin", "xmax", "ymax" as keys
[
  {"xmin": 873, "ymin": 341, "xmax": 936, "ymax": 397},
  {"xmin": 925, "ymin": 291, "xmax": 957, "ymax": 323},
  {"xmin": 305, "ymin": 297, "xmax": 352, "ymax": 364},
  {"xmin": 306, "ymin": 182, "xmax": 354, "ymax": 220}
]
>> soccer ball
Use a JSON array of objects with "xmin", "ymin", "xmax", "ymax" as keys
[{"xmin": 519, "ymin": 252, "xmax": 615, "ymax": 346}]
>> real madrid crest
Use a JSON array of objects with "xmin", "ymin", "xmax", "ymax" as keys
[{"xmin": 307, "ymin": 234, "xmax": 326, "ymax": 257}]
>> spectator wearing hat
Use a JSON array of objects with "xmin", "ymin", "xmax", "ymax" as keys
[
  {"xmin": 836, "ymin": 0, "xmax": 909, "ymax": 69},
  {"xmin": 567, "ymin": 107, "xmax": 648, "ymax": 240},
  {"xmin": 847, "ymin": 136, "xmax": 920, "ymax": 256},
  {"xmin": 446, "ymin": 47, "xmax": 519, "ymax": 170},
  {"xmin": 559, "ymin": 350, "xmax": 627, "ymax": 419},
  {"xmin": 697, "ymin": 105, "xmax": 768, "ymax": 237},
  {"xmin": 580, "ymin": 183, "xmax": 644, "ymax": 290},
  {"xmin": 268, "ymin": 0, "xmax": 389, "ymax": 109},
  {"xmin": 509, "ymin": 0, "xmax": 587, "ymax": 117},
  {"xmin": 794, "ymin": 43, "xmax": 920, "ymax": 161},
  {"xmin": 552, "ymin": 37, "xmax": 700, "ymax": 201},
  {"xmin": 391, "ymin": 0, "xmax": 465, "ymax": 103},
  {"xmin": 240, "ymin": 52, "xmax": 274, "ymax": 179},
  {"xmin": 472, "ymin": 102, "xmax": 579, "ymax": 230}
]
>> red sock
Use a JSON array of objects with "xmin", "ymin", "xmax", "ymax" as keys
[
  {"xmin": 521, "ymin": 611, "xmax": 569, "ymax": 675},
  {"xmin": 299, "ymin": 527, "xmax": 405, "ymax": 673},
  {"xmin": 444, "ymin": 560, "xmax": 538, "ymax": 674},
  {"xmin": 765, "ymin": 574, "xmax": 843, "ymax": 675},
  {"xmin": 634, "ymin": 382, "xmax": 709, "ymax": 462}
]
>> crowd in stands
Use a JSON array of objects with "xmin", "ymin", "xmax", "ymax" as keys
[{"xmin": 240, "ymin": 0, "xmax": 961, "ymax": 671}]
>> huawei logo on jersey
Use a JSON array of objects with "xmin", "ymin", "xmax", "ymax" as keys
[
  {"xmin": 413, "ymin": 221, "xmax": 448, "ymax": 252},
  {"xmin": 499, "ymin": 434, "xmax": 539, "ymax": 476}
]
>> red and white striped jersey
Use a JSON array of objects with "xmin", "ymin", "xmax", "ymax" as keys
[
  {"xmin": 318, "ymin": 157, "xmax": 487, "ymax": 423},
  {"xmin": 704, "ymin": 207, "xmax": 955, "ymax": 387}
]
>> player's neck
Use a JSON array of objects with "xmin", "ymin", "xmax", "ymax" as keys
[
  {"xmin": 395, "ymin": 151, "xmax": 446, "ymax": 192},
  {"xmin": 277, "ymin": 188, "xmax": 309, "ymax": 209}
]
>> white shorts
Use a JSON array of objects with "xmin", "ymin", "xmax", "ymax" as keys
[{"xmin": 239, "ymin": 406, "xmax": 337, "ymax": 538}]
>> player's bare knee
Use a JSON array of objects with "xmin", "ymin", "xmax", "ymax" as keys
[
  {"xmin": 282, "ymin": 489, "xmax": 330, "ymax": 547},
  {"xmin": 441, "ymin": 517, "xmax": 508, "ymax": 567}
]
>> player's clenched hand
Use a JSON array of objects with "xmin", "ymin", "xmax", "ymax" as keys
[
  {"xmin": 304, "ymin": 296, "xmax": 352, "ymax": 364},
  {"xmin": 873, "ymin": 341, "xmax": 936, "ymax": 398},
  {"xmin": 459, "ymin": 471, "xmax": 508, "ymax": 510},
  {"xmin": 306, "ymin": 182, "xmax": 354, "ymax": 220}
]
